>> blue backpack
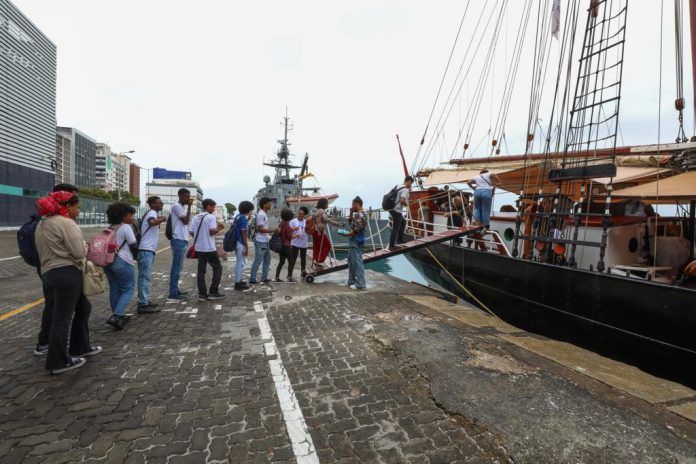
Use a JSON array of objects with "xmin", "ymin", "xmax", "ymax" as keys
[
  {"xmin": 17, "ymin": 215, "xmax": 41, "ymax": 267},
  {"xmin": 222, "ymin": 215, "xmax": 239, "ymax": 252}
]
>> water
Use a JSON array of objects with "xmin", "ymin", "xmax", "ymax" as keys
[{"xmin": 335, "ymin": 252, "xmax": 427, "ymax": 286}]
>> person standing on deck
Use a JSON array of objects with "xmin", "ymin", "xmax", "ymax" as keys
[
  {"xmin": 347, "ymin": 196, "xmax": 367, "ymax": 290},
  {"xmin": 249, "ymin": 197, "xmax": 272, "ymax": 285},
  {"xmin": 191, "ymin": 199, "xmax": 225, "ymax": 301},
  {"xmin": 288, "ymin": 206, "xmax": 309, "ymax": 279},
  {"xmin": 467, "ymin": 169, "xmax": 501, "ymax": 230},
  {"xmin": 137, "ymin": 196, "xmax": 166, "ymax": 313},
  {"xmin": 388, "ymin": 176, "xmax": 414, "ymax": 250},
  {"xmin": 168, "ymin": 188, "xmax": 193, "ymax": 300}
]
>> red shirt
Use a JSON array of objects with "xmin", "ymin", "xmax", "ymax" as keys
[{"xmin": 280, "ymin": 221, "xmax": 293, "ymax": 247}]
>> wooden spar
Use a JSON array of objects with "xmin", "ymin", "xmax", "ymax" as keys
[
  {"xmin": 396, "ymin": 134, "xmax": 410, "ymax": 178},
  {"xmin": 690, "ymin": 0, "xmax": 696, "ymax": 138}
]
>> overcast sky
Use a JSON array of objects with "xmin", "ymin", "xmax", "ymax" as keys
[{"xmin": 13, "ymin": 0, "xmax": 695, "ymax": 209}]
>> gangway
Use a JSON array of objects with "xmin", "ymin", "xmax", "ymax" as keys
[{"xmin": 304, "ymin": 225, "xmax": 482, "ymax": 283}]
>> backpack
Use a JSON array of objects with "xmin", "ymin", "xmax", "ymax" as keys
[
  {"xmin": 382, "ymin": 185, "xmax": 400, "ymax": 210},
  {"xmin": 269, "ymin": 231, "xmax": 282, "ymax": 253},
  {"xmin": 165, "ymin": 215, "xmax": 173, "ymax": 241},
  {"xmin": 137, "ymin": 213, "xmax": 155, "ymax": 244},
  {"xmin": 222, "ymin": 215, "xmax": 239, "ymax": 252},
  {"xmin": 17, "ymin": 215, "xmax": 41, "ymax": 267},
  {"xmin": 87, "ymin": 225, "xmax": 125, "ymax": 267},
  {"xmin": 186, "ymin": 213, "xmax": 208, "ymax": 259}
]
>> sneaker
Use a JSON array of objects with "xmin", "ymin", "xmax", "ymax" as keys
[
  {"xmin": 198, "ymin": 294, "xmax": 208, "ymax": 302},
  {"xmin": 248, "ymin": 280, "xmax": 258, "ymax": 285},
  {"xmin": 50, "ymin": 357, "xmax": 86, "ymax": 375},
  {"xmin": 168, "ymin": 294, "xmax": 187, "ymax": 301},
  {"xmin": 177, "ymin": 291, "xmax": 190, "ymax": 297},
  {"xmin": 122, "ymin": 313, "xmax": 133, "ymax": 322},
  {"xmin": 235, "ymin": 283, "xmax": 250, "ymax": 291},
  {"xmin": 33, "ymin": 344, "xmax": 48, "ymax": 356},
  {"xmin": 262, "ymin": 279, "xmax": 272, "ymax": 285},
  {"xmin": 106, "ymin": 315, "xmax": 126, "ymax": 330},
  {"xmin": 274, "ymin": 278, "xmax": 284, "ymax": 283},
  {"xmin": 287, "ymin": 277, "xmax": 296, "ymax": 283},
  {"xmin": 81, "ymin": 346, "xmax": 103, "ymax": 357},
  {"xmin": 138, "ymin": 304, "xmax": 161, "ymax": 314},
  {"xmin": 207, "ymin": 293, "xmax": 225, "ymax": 300}
]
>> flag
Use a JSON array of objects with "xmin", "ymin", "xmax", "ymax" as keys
[{"xmin": 551, "ymin": 0, "xmax": 561, "ymax": 39}]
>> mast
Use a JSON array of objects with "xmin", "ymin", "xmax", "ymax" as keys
[{"xmin": 690, "ymin": 0, "xmax": 696, "ymax": 139}]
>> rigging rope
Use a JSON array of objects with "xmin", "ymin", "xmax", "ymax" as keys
[{"xmin": 674, "ymin": 0, "xmax": 688, "ymax": 142}]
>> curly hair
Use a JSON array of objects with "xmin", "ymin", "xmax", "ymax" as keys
[
  {"xmin": 107, "ymin": 202, "xmax": 136, "ymax": 225},
  {"xmin": 280, "ymin": 208, "xmax": 294, "ymax": 222},
  {"xmin": 238, "ymin": 201, "xmax": 254, "ymax": 215}
]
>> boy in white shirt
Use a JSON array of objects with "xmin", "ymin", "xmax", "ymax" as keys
[
  {"xmin": 137, "ymin": 196, "xmax": 166, "ymax": 312},
  {"xmin": 190, "ymin": 199, "xmax": 224, "ymax": 301}
]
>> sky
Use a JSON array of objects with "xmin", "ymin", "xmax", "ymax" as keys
[{"xmin": 12, "ymin": 0, "xmax": 695, "ymax": 209}]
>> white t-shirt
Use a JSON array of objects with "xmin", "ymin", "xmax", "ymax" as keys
[
  {"xmin": 139, "ymin": 210, "xmax": 159, "ymax": 252},
  {"xmin": 170, "ymin": 203, "xmax": 190, "ymax": 241},
  {"xmin": 255, "ymin": 210, "xmax": 269, "ymax": 243},
  {"xmin": 115, "ymin": 224, "xmax": 137, "ymax": 265},
  {"xmin": 190, "ymin": 213, "xmax": 217, "ymax": 252},
  {"xmin": 289, "ymin": 218, "xmax": 308, "ymax": 248},
  {"xmin": 473, "ymin": 173, "xmax": 493, "ymax": 191},
  {"xmin": 393, "ymin": 185, "xmax": 410, "ymax": 212}
]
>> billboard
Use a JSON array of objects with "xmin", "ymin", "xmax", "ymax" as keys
[{"xmin": 153, "ymin": 167, "xmax": 191, "ymax": 180}]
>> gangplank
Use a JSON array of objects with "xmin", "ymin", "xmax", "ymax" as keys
[{"xmin": 304, "ymin": 225, "xmax": 483, "ymax": 283}]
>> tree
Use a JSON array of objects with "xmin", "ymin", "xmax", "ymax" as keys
[{"xmin": 225, "ymin": 203, "xmax": 237, "ymax": 217}]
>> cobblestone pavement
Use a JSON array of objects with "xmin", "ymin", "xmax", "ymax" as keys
[{"xmin": 1, "ymin": 235, "xmax": 695, "ymax": 463}]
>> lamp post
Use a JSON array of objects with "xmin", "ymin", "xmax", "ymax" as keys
[{"xmin": 115, "ymin": 150, "xmax": 135, "ymax": 201}]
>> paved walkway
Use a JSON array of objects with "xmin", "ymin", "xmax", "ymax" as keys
[{"xmin": 0, "ymin": 238, "xmax": 695, "ymax": 463}]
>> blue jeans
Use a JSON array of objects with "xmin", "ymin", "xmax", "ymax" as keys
[
  {"xmin": 235, "ymin": 242, "xmax": 246, "ymax": 283},
  {"xmin": 249, "ymin": 240, "xmax": 271, "ymax": 282},
  {"xmin": 347, "ymin": 239, "xmax": 365, "ymax": 289},
  {"xmin": 137, "ymin": 250, "xmax": 155, "ymax": 305},
  {"xmin": 473, "ymin": 189, "xmax": 493, "ymax": 228},
  {"xmin": 104, "ymin": 255, "xmax": 136, "ymax": 316},
  {"xmin": 169, "ymin": 239, "xmax": 188, "ymax": 297}
]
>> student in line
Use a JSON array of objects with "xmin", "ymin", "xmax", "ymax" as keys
[
  {"xmin": 388, "ymin": 176, "xmax": 414, "ymax": 250},
  {"xmin": 311, "ymin": 198, "xmax": 339, "ymax": 269},
  {"xmin": 137, "ymin": 196, "xmax": 166, "ymax": 313},
  {"xmin": 191, "ymin": 199, "xmax": 225, "ymax": 301},
  {"xmin": 35, "ymin": 191, "xmax": 100, "ymax": 374},
  {"xmin": 347, "ymin": 196, "xmax": 367, "ymax": 290},
  {"xmin": 467, "ymin": 169, "xmax": 501, "ymax": 229},
  {"xmin": 168, "ymin": 188, "xmax": 193, "ymax": 300},
  {"xmin": 288, "ymin": 206, "xmax": 309, "ymax": 280},
  {"xmin": 249, "ymin": 197, "xmax": 272, "ymax": 285},
  {"xmin": 34, "ymin": 183, "xmax": 79, "ymax": 356},
  {"xmin": 234, "ymin": 201, "xmax": 255, "ymax": 291},
  {"xmin": 104, "ymin": 202, "xmax": 139, "ymax": 330},
  {"xmin": 275, "ymin": 208, "xmax": 295, "ymax": 282}
]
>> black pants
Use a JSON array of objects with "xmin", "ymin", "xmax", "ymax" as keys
[
  {"xmin": 389, "ymin": 210, "xmax": 406, "ymax": 247},
  {"xmin": 37, "ymin": 267, "xmax": 53, "ymax": 346},
  {"xmin": 289, "ymin": 246, "xmax": 307, "ymax": 276},
  {"xmin": 276, "ymin": 246, "xmax": 293, "ymax": 278},
  {"xmin": 447, "ymin": 214, "xmax": 464, "ymax": 245},
  {"xmin": 197, "ymin": 252, "xmax": 222, "ymax": 296},
  {"xmin": 42, "ymin": 266, "xmax": 91, "ymax": 370}
]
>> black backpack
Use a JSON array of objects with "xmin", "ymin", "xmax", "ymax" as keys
[
  {"xmin": 222, "ymin": 215, "xmax": 239, "ymax": 252},
  {"xmin": 382, "ymin": 185, "xmax": 400, "ymax": 210},
  {"xmin": 17, "ymin": 215, "xmax": 41, "ymax": 267},
  {"xmin": 165, "ymin": 215, "xmax": 173, "ymax": 241}
]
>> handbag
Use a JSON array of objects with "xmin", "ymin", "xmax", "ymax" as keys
[
  {"xmin": 83, "ymin": 261, "xmax": 107, "ymax": 296},
  {"xmin": 187, "ymin": 213, "xmax": 208, "ymax": 259}
]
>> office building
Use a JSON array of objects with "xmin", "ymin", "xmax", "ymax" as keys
[
  {"xmin": 146, "ymin": 178, "xmax": 203, "ymax": 214},
  {"xmin": 95, "ymin": 143, "xmax": 111, "ymax": 190},
  {"xmin": 0, "ymin": 1, "xmax": 57, "ymax": 226},
  {"xmin": 55, "ymin": 134, "xmax": 72, "ymax": 185},
  {"xmin": 112, "ymin": 152, "xmax": 131, "ymax": 194},
  {"xmin": 130, "ymin": 163, "xmax": 141, "ymax": 200},
  {"xmin": 56, "ymin": 127, "xmax": 97, "ymax": 189}
]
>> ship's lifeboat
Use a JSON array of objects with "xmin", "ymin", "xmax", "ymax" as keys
[{"xmin": 285, "ymin": 193, "xmax": 339, "ymax": 208}]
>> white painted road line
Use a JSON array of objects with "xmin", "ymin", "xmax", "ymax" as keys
[
  {"xmin": 255, "ymin": 300, "xmax": 320, "ymax": 464},
  {"xmin": 0, "ymin": 256, "xmax": 21, "ymax": 262}
]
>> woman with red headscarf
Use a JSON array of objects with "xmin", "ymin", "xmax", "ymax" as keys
[{"xmin": 35, "ymin": 191, "xmax": 100, "ymax": 374}]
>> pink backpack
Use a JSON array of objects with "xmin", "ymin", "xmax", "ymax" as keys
[{"xmin": 87, "ymin": 225, "xmax": 122, "ymax": 267}]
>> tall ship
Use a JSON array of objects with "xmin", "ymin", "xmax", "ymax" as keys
[{"xmin": 397, "ymin": 0, "xmax": 696, "ymax": 379}]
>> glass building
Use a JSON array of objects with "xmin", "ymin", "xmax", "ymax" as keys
[{"xmin": 0, "ymin": 0, "xmax": 57, "ymax": 226}]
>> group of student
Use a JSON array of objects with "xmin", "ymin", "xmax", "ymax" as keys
[{"xmin": 28, "ymin": 184, "xmax": 370, "ymax": 374}]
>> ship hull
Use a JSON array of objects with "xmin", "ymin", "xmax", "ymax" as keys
[{"xmin": 405, "ymin": 240, "xmax": 696, "ymax": 377}]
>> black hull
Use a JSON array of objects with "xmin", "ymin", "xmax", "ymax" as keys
[{"xmin": 405, "ymin": 241, "xmax": 696, "ymax": 384}]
